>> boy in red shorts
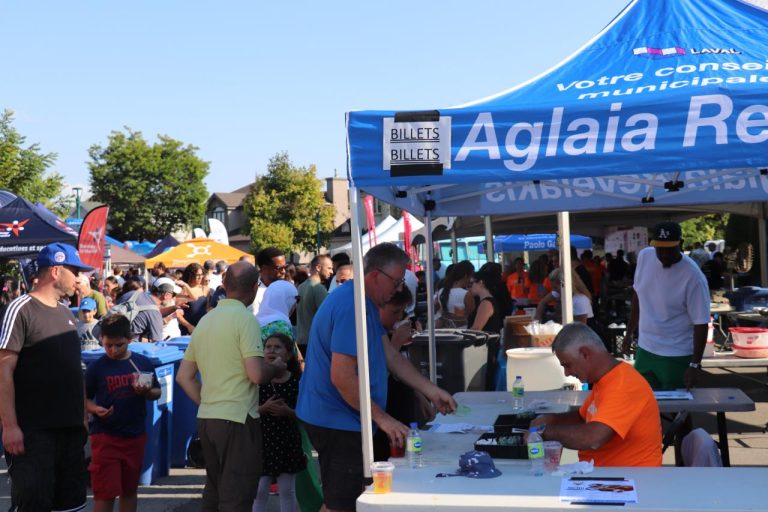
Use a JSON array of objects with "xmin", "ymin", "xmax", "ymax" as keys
[{"xmin": 85, "ymin": 314, "xmax": 161, "ymax": 512}]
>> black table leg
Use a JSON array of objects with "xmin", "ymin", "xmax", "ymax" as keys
[{"xmin": 717, "ymin": 412, "xmax": 730, "ymax": 467}]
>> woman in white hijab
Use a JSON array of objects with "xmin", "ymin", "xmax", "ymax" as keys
[{"xmin": 257, "ymin": 279, "xmax": 299, "ymax": 342}]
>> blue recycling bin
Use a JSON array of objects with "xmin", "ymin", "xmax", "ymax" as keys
[
  {"xmin": 82, "ymin": 343, "xmax": 183, "ymax": 485},
  {"xmin": 165, "ymin": 336, "xmax": 199, "ymax": 467}
]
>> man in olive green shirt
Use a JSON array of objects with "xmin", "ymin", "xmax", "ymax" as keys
[
  {"xmin": 296, "ymin": 254, "xmax": 333, "ymax": 352},
  {"xmin": 176, "ymin": 262, "xmax": 285, "ymax": 512},
  {"xmin": 76, "ymin": 274, "xmax": 108, "ymax": 318}
]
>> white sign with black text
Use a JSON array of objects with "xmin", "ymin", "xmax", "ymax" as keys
[{"xmin": 382, "ymin": 117, "xmax": 451, "ymax": 170}]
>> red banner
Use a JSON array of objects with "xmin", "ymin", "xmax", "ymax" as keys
[
  {"xmin": 402, "ymin": 210, "xmax": 414, "ymax": 270},
  {"xmin": 363, "ymin": 195, "xmax": 377, "ymax": 249},
  {"xmin": 77, "ymin": 205, "xmax": 109, "ymax": 270}
]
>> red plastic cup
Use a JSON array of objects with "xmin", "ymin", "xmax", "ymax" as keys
[{"xmin": 389, "ymin": 443, "xmax": 405, "ymax": 458}]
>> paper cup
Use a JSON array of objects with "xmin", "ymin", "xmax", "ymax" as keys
[
  {"xmin": 134, "ymin": 371, "xmax": 153, "ymax": 387},
  {"xmin": 543, "ymin": 440, "xmax": 563, "ymax": 471},
  {"xmin": 371, "ymin": 461, "xmax": 394, "ymax": 494}
]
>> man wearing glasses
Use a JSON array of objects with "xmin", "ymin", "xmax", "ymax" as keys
[
  {"xmin": 0, "ymin": 243, "xmax": 94, "ymax": 511},
  {"xmin": 297, "ymin": 243, "xmax": 457, "ymax": 512},
  {"xmin": 250, "ymin": 247, "xmax": 287, "ymax": 316}
]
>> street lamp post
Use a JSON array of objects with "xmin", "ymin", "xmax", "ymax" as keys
[{"xmin": 73, "ymin": 186, "xmax": 82, "ymax": 219}]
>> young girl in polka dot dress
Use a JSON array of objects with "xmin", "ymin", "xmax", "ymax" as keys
[{"xmin": 253, "ymin": 333, "xmax": 306, "ymax": 512}]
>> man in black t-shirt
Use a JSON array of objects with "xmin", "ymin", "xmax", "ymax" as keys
[{"xmin": 0, "ymin": 242, "xmax": 93, "ymax": 512}]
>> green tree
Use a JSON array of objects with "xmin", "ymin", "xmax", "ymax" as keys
[
  {"xmin": 680, "ymin": 213, "xmax": 729, "ymax": 247},
  {"xmin": 0, "ymin": 109, "xmax": 65, "ymax": 211},
  {"xmin": 244, "ymin": 152, "xmax": 335, "ymax": 254},
  {"xmin": 88, "ymin": 128, "xmax": 209, "ymax": 241}
]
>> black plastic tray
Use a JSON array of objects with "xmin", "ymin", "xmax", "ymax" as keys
[
  {"xmin": 493, "ymin": 413, "xmax": 535, "ymax": 433},
  {"xmin": 474, "ymin": 433, "xmax": 528, "ymax": 459}
]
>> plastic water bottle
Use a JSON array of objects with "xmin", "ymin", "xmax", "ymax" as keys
[
  {"xmin": 527, "ymin": 426, "xmax": 545, "ymax": 476},
  {"xmin": 406, "ymin": 422, "xmax": 423, "ymax": 468},
  {"xmin": 512, "ymin": 375, "xmax": 525, "ymax": 411}
]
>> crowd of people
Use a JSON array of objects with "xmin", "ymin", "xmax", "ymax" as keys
[{"xmin": 0, "ymin": 221, "xmax": 723, "ymax": 511}]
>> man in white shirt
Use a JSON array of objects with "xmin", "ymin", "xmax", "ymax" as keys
[
  {"xmin": 625, "ymin": 222, "xmax": 710, "ymax": 390},
  {"xmin": 249, "ymin": 247, "xmax": 287, "ymax": 315}
]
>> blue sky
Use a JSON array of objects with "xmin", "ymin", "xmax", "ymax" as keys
[{"xmin": 2, "ymin": 0, "xmax": 629, "ymax": 197}]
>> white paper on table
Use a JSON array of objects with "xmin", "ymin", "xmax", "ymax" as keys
[
  {"xmin": 654, "ymin": 390, "xmax": 694, "ymax": 400},
  {"xmin": 560, "ymin": 478, "xmax": 638, "ymax": 504},
  {"xmin": 426, "ymin": 423, "xmax": 493, "ymax": 433}
]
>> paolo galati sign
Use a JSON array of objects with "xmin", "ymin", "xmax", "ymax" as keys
[{"xmin": 382, "ymin": 48, "xmax": 768, "ymax": 175}]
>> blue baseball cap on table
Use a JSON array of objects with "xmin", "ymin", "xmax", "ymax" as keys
[
  {"xmin": 458, "ymin": 450, "xmax": 502, "ymax": 479},
  {"xmin": 37, "ymin": 242, "xmax": 94, "ymax": 271},
  {"xmin": 79, "ymin": 298, "xmax": 97, "ymax": 311}
]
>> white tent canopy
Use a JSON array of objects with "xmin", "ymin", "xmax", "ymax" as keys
[{"xmin": 333, "ymin": 214, "xmax": 423, "ymax": 255}]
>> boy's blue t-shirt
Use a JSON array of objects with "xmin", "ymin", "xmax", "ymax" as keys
[
  {"xmin": 84, "ymin": 352, "xmax": 158, "ymax": 437},
  {"xmin": 296, "ymin": 280, "xmax": 388, "ymax": 432}
]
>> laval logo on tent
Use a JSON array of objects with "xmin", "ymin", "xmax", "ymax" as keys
[
  {"xmin": 633, "ymin": 46, "xmax": 741, "ymax": 58},
  {"xmin": 0, "ymin": 218, "xmax": 30, "ymax": 238}
]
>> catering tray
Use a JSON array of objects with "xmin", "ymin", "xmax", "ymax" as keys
[{"xmin": 474, "ymin": 433, "xmax": 528, "ymax": 459}]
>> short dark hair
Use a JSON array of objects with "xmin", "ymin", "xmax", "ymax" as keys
[
  {"xmin": 386, "ymin": 286, "xmax": 413, "ymax": 307},
  {"xmin": 331, "ymin": 252, "xmax": 350, "ymax": 266},
  {"xmin": 100, "ymin": 314, "xmax": 132, "ymax": 339},
  {"xmin": 310, "ymin": 254, "xmax": 331, "ymax": 269},
  {"xmin": 363, "ymin": 243, "xmax": 409, "ymax": 274},
  {"xmin": 203, "ymin": 260, "xmax": 215, "ymax": 271},
  {"xmin": 257, "ymin": 247, "xmax": 285, "ymax": 267}
]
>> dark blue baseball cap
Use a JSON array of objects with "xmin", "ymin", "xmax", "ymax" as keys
[
  {"xmin": 37, "ymin": 242, "xmax": 94, "ymax": 271},
  {"xmin": 457, "ymin": 450, "xmax": 502, "ymax": 479}
]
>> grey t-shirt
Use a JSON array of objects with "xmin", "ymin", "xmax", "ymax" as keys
[
  {"xmin": 116, "ymin": 290, "xmax": 164, "ymax": 342},
  {"xmin": 296, "ymin": 277, "xmax": 328, "ymax": 346}
]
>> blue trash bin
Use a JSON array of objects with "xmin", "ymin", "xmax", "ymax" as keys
[
  {"xmin": 129, "ymin": 342, "xmax": 183, "ymax": 485},
  {"xmin": 165, "ymin": 336, "xmax": 198, "ymax": 467}
]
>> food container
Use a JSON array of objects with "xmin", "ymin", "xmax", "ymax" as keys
[
  {"xmin": 474, "ymin": 433, "xmax": 527, "ymax": 459},
  {"xmin": 730, "ymin": 327, "xmax": 768, "ymax": 358}
]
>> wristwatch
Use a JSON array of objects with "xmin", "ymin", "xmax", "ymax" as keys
[{"xmin": 688, "ymin": 362, "xmax": 702, "ymax": 369}]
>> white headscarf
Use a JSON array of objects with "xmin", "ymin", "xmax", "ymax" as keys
[{"xmin": 256, "ymin": 280, "xmax": 298, "ymax": 327}]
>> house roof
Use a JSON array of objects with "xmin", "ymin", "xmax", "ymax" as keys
[
  {"xmin": 209, "ymin": 192, "xmax": 247, "ymax": 208},
  {"xmin": 231, "ymin": 183, "xmax": 254, "ymax": 194}
]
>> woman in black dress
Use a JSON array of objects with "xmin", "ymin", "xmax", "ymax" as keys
[
  {"xmin": 253, "ymin": 333, "xmax": 305, "ymax": 512},
  {"xmin": 467, "ymin": 268, "xmax": 505, "ymax": 390}
]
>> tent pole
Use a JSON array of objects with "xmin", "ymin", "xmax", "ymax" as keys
[
  {"xmin": 450, "ymin": 227, "xmax": 458, "ymax": 264},
  {"xmin": 349, "ymin": 185, "xmax": 374, "ymax": 477},
  {"xmin": 425, "ymin": 210, "xmax": 437, "ymax": 384},
  {"xmin": 484, "ymin": 216, "xmax": 494, "ymax": 263},
  {"xmin": 558, "ymin": 212, "xmax": 574, "ymax": 324},
  {"xmin": 758, "ymin": 202, "xmax": 768, "ymax": 287}
]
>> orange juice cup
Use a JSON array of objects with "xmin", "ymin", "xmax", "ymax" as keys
[{"xmin": 371, "ymin": 462, "xmax": 394, "ymax": 494}]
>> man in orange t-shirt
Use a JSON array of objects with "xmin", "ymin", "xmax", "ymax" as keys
[{"xmin": 531, "ymin": 323, "xmax": 661, "ymax": 467}]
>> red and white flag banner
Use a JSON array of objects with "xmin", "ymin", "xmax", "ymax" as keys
[{"xmin": 77, "ymin": 205, "xmax": 109, "ymax": 270}]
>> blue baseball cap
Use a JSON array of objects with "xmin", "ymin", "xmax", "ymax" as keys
[
  {"xmin": 79, "ymin": 298, "xmax": 97, "ymax": 311},
  {"xmin": 37, "ymin": 242, "xmax": 94, "ymax": 271},
  {"xmin": 457, "ymin": 450, "xmax": 502, "ymax": 479}
]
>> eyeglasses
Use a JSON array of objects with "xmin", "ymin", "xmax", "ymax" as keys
[
  {"xmin": 195, "ymin": 273, "xmax": 205, "ymax": 277},
  {"xmin": 273, "ymin": 265, "xmax": 288, "ymax": 271},
  {"xmin": 377, "ymin": 268, "xmax": 406, "ymax": 288}
]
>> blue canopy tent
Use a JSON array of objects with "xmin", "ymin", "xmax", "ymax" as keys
[
  {"xmin": 344, "ymin": 0, "xmax": 768, "ymax": 478},
  {"xmin": 494, "ymin": 233, "xmax": 592, "ymax": 253}
]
